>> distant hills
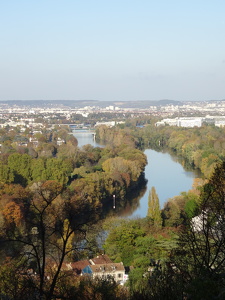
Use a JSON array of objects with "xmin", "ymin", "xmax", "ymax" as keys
[
  {"xmin": 0, "ymin": 99, "xmax": 224, "ymax": 109},
  {"xmin": 0, "ymin": 99, "xmax": 182, "ymax": 108}
]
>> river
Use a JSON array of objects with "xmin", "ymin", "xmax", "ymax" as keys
[
  {"xmin": 73, "ymin": 130, "xmax": 104, "ymax": 148},
  {"xmin": 125, "ymin": 149, "xmax": 199, "ymax": 218},
  {"xmin": 73, "ymin": 130, "xmax": 200, "ymax": 218}
]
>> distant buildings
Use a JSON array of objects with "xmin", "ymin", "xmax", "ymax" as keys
[
  {"xmin": 215, "ymin": 118, "xmax": 225, "ymax": 127},
  {"xmin": 1, "ymin": 100, "xmax": 225, "ymax": 130},
  {"xmin": 95, "ymin": 121, "xmax": 116, "ymax": 127},
  {"xmin": 156, "ymin": 116, "xmax": 225, "ymax": 128}
]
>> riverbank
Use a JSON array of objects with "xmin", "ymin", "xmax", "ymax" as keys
[{"xmin": 74, "ymin": 131, "xmax": 201, "ymax": 219}]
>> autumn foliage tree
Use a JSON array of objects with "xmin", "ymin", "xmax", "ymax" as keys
[
  {"xmin": 136, "ymin": 124, "xmax": 225, "ymax": 178},
  {"xmin": 0, "ymin": 180, "xmax": 101, "ymax": 300}
]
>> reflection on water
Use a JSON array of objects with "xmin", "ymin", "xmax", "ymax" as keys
[
  {"xmin": 167, "ymin": 149, "xmax": 201, "ymax": 176},
  {"xmin": 118, "ymin": 185, "xmax": 147, "ymax": 218},
  {"xmin": 73, "ymin": 131, "xmax": 201, "ymax": 220},
  {"xmin": 116, "ymin": 177, "xmax": 147, "ymax": 218},
  {"xmin": 73, "ymin": 131, "xmax": 104, "ymax": 148},
  {"xmin": 126, "ymin": 149, "xmax": 200, "ymax": 218},
  {"xmin": 99, "ymin": 176, "xmax": 147, "ymax": 219}
]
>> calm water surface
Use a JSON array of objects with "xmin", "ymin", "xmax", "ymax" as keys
[
  {"xmin": 73, "ymin": 131, "xmax": 200, "ymax": 218},
  {"xmin": 74, "ymin": 131, "xmax": 103, "ymax": 148},
  {"xmin": 128, "ymin": 149, "xmax": 199, "ymax": 218}
]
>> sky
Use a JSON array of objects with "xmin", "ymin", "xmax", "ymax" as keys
[{"xmin": 0, "ymin": 0, "xmax": 225, "ymax": 102}]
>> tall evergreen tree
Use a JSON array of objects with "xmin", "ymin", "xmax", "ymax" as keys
[{"xmin": 147, "ymin": 186, "xmax": 162, "ymax": 227}]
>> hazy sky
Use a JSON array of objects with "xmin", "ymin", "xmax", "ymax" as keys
[{"xmin": 0, "ymin": 0, "xmax": 224, "ymax": 101}]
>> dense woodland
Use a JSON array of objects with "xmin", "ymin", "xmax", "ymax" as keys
[
  {"xmin": 97, "ymin": 120, "xmax": 225, "ymax": 178},
  {"xmin": 1, "ymin": 120, "xmax": 225, "ymax": 299},
  {"xmin": 0, "ymin": 124, "xmax": 147, "ymax": 299},
  {"xmin": 97, "ymin": 122, "xmax": 225, "ymax": 299},
  {"xmin": 0, "ymin": 125, "xmax": 146, "ymax": 199}
]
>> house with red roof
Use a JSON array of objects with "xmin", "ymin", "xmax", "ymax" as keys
[{"xmin": 60, "ymin": 254, "xmax": 127, "ymax": 284}]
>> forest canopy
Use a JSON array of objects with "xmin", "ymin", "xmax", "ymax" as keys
[{"xmin": 1, "ymin": 121, "xmax": 225, "ymax": 299}]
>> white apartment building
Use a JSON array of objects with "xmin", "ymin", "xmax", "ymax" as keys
[{"xmin": 156, "ymin": 117, "xmax": 203, "ymax": 128}]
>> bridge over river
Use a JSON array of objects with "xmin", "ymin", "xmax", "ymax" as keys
[
  {"xmin": 71, "ymin": 127, "xmax": 97, "ymax": 144},
  {"xmin": 54, "ymin": 123, "xmax": 95, "ymax": 131},
  {"xmin": 55, "ymin": 124, "xmax": 96, "ymax": 137}
]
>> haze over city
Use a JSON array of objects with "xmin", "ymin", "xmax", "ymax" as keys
[{"xmin": 1, "ymin": 0, "xmax": 224, "ymax": 101}]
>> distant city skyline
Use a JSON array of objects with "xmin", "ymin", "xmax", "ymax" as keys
[{"xmin": 0, "ymin": 0, "xmax": 224, "ymax": 101}]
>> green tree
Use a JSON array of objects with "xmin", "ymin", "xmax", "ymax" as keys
[
  {"xmin": 144, "ymin": 161, "xmax": 225, "ymax": 300},
  {"xmin": 7, "ymin": 153, "xmax": 32, "ymax": 186},
  {"xmin": 0, "ymin": 161, "xmax": 14, "ymax": 183},
  {"xmin": 147, "ymin": 187, "xmax": 162, "ymax": 227},
  {"xmin": 103, "ymin": 218, "xmax": 145, "ymax": 265}
]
